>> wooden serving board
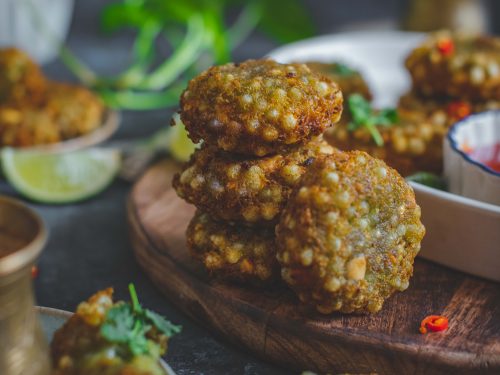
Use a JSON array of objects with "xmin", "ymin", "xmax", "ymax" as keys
[{"xmin": 127, "ymin": 160, "xmax": 500, "ymax": 375}]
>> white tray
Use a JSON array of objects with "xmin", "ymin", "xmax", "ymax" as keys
[{"xmin": 268, "ymin": 31, "xmax": 500, "ymax": 282}]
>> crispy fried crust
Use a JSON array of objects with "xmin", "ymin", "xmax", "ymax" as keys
[
  {"xmin": 276, "ymin": 151, "xmax": 425, "ymax": 314},
  {"xmin": 0, "ymin": 47, "xmax": 47, "ymax": 106},
  {"xmin": 180, "ymin": 59, "xmax": 343, "ymax": 156},
  {"xmin": 173, "ymin": 137, "xmax": 335, "ymax": 224},
  {"xmin": 306, "ymin": 61, "xmax": 372, "ymax": 101},
  {"xmin": 0, "ymin": 82, "xmax": 104, "ymax": 147},
  {"xmin": 405, "ymin": 31, "xmax": 500, "ymax": 101},
  {"xmin": 326, "ymin": 91, "xmax": 500, "ymax": 176},
  {"xmin": 187, "ymin": 211, "xmax": 278, "ymax": 284}
]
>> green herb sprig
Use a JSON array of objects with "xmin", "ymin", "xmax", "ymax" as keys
[
  {"xmin": 406, "ymin": 172, "xmax": 447, "ymax": 190},
  {"xmin": 50, "ymin": 0, "xmax": 315, "ymax": 110},
  {"xmin": 347, "ymin": 94, "xmax": 398, "ymax": 146},
  {"xmin": 100, "ymin": 284, "xmax": 182, "ymax": 356},
  {"xmin": 332, "ymin": 63, "xmax": 356, "ymax": 77}
]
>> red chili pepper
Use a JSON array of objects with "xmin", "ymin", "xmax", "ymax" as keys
[
  {"xmin": 447, "ymin": 101, "xmax": 471, "ymax": 120},
  {"xmin": 437, "ymin": 38, "xmax": 454, "ymax": 56},
  {"xmin": 31, "ymin": 265, "xmax": 39, "ymax": 279},
  {"xmin": 420, "ymin": 315, "xmax": 449, "ymax": 334}
]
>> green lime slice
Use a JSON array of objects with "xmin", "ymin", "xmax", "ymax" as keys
[
  {"xmin": 1, "ymin": 148, "xmax": 121, "ymax": 204},
  {"xmin": 168, "ymin": 113, "xmax": 198, "ymax": 162}
]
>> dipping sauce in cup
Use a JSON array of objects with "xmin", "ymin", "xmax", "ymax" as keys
[
  {"xmin": 463, "ymin": 142, "xmax": 500, "ymax": 173},
  {"xmin": 444, "ymin": 111, "xmax": 500, "ymax": 206}
]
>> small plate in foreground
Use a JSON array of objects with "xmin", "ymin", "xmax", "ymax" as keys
[{"xmin": 37, "ymin": 306, "xmax": 176, "ymax": 375}]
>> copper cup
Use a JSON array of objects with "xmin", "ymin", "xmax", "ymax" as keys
[{"xmin": 0, "ymin": 196, "xmax": 49, "ymax": 375}]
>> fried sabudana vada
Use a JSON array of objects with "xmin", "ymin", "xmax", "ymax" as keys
[
  {"xmin": 276, "ymin": 151, "xmax": 425, "ymax": 314},
  {"xmin": 405, "ymin": 31, "xmax": 500, "ymax": 101},
  {"xmin": 180, "ymin": 59, "xmax": 343, "ymax": 156},
  {"xmin": 0, "ymin": 47, "xmax": 46, "ymax": 105},
  {"xmin": 173, "ymin": 136, "xmax": 335, "ymax": 224},
  {"xmin": 0, "ymin": 82, "xmax": 104, "ymax": 147},
  {"xmin": 187, "ymin": 211, "xmax": 278, "ymax": 284}
]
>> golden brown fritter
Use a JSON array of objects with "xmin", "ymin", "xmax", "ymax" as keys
[
  {"xmin": 44, "ymin": 82, "xmax": 104, "ymax": 139},
  {"xmin": 0, "ymin": 82, "xmax": 104, "ymax": 147},
  {"xmin": 326, "ymin": 109, "xmax": 446, "ymax": 177},
  {"xmin": 179, "ymin": 59, "xmax": 343, "ymax": 156},
  {"xmin": 173, "ymin": 136, "xmax": 335, "ymax": 224},
  {"xmin": 0, "ymin": 47, "xmax": 47, "ymax": 105},
  {"xmin": 325, "ymin": 92, "xmax": 500, "ymax": 176},
  {"xmin": 405, "ymin": 31, "xmax": 500, "ymax": 101},
  {"xmin": 306, "ymin": 61, "xmax": 372, "ymax": 101},
  {"xmin": 187, "ymin": 211, "xmax": 278, "ymax": 284},
  {"xmin": 276, "ymin": 151, "xmax": 425, "ymax": 314}
]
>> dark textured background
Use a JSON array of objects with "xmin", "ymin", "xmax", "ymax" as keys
[{"xmin": 0, "ymin": 1, "xmax": 498, "ymax": 374}]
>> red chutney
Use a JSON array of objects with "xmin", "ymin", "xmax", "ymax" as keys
[{"xmin": 465, "ymin": 142, "xmax": 500, "ymax": 173}]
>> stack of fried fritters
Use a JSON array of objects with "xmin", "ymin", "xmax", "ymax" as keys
[{"xmin": 173, "ymin": 59, "xmax": 343, "ymax": 284}]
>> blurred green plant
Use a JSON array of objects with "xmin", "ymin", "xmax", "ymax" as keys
[{"xmin": 61, "ymin": 0, "xmax": 315, "ymax": 110}]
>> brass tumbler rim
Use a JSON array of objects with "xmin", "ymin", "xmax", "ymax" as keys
[{"xmin": 0, "ymin": 195, "xmax": 47, "ymax": 276}]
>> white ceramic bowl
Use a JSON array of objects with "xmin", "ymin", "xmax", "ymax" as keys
[
  {"xmin": 0, "ymin": 0, "xmax": 74, "ymax": 64},
  {"xmin": 268, "ymin": 31, "xmax": 500, "ymax": 282},
  {"xmin": 444, "ymin": 111, "xmax": 500, "ymax": 205}
]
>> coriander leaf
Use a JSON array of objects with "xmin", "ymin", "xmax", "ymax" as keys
[
  {"xmin": 333, "ymin": 63, "xmax": 356, "ymax": 77},
  {"xmin": 375, "ymin": 108, "xmax": 399, "ymax": 126},
  {"xmin": 347, "ymin": 94, "xmax": 398, "ymax": 146},
  {"xmin": 406, "ymin": 172, "xmax": 447, "ymax": 190},
  {"xmin": 145, "ymin": 309, "xmax": 182, "ymax": 337},
  {"xmin": 128, "ymin": 322, "xmax": 152, "ymax": 355},
  {"xmin": 365, "ymin": 122, "xmax": 384, "ymax": 147},
  {"xmin": 100, "ymin": 304, "xmax": 135, "ymax": 343},
  {"xmin": 348, "ymin": 94, "xmax": 372, "ymax": 125}
]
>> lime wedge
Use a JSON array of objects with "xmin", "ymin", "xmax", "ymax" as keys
[
  {"xmin": 168, "ymin": 113, "xmax": 198, "ymax": 162},
  {"xmin": 1, "ymin": 148, "xmax": 121, "ymax": 204}
]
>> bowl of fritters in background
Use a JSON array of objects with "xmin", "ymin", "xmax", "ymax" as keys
[{"xmin": 0, "ymin": 48, "xmax": 119, "ymax": 153}]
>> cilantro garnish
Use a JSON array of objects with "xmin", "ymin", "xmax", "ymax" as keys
[
  {"xmin": 332, "ymin": 63, "xmax": 356, "ymax": 77},
  {"xmin": 347, "ymin": 94, "xmax": 398, "ymax": 146},
  {"xmin": 406, "ymin": 172, "xmax": 447, "ymax": 190},
  {"xmin": 100, "ymin": 283, "xmax": 181, "ymax": 356}
]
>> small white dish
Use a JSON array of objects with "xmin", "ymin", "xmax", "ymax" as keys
[
  {"xmin": 444, "ymin": 110, "xmax": 500, "ymax": 206},
  {"xmin": 268, "ymin": 31, "xmax": 500, "ymax": 282}
]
